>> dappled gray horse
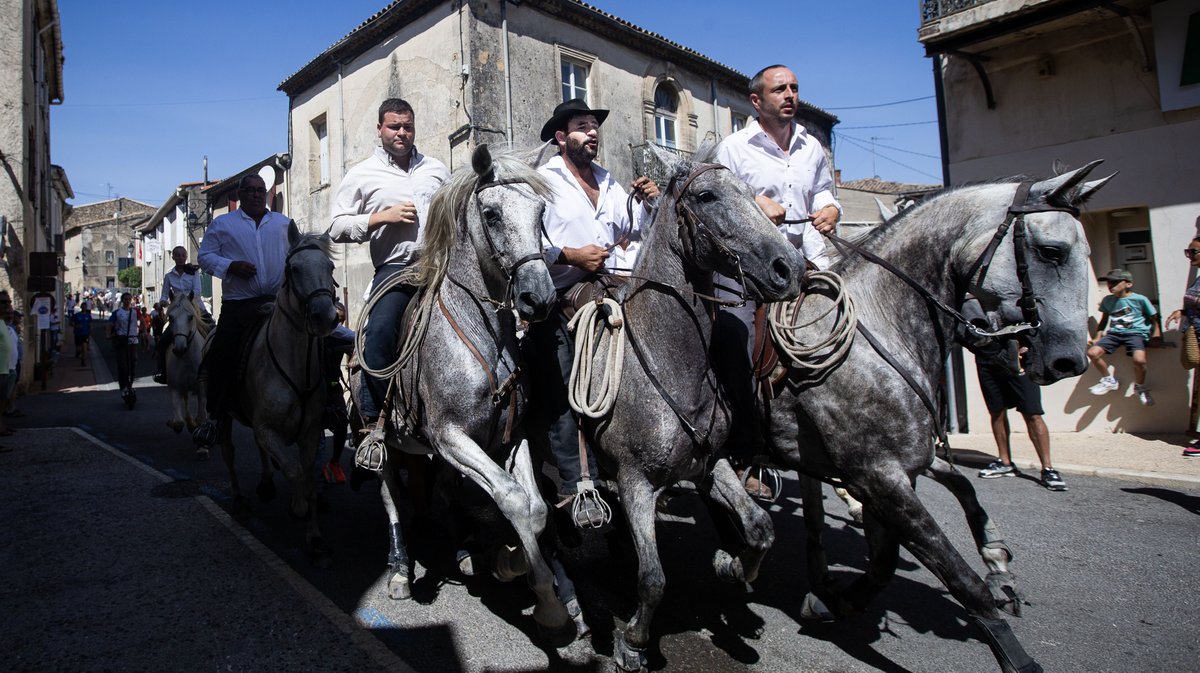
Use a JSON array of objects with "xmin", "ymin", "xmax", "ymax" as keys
[
  {"xmin": 765, "ymin": 162, "xmax": 1112, "ymax": 673},
  {"xmin": 364, "ymin": 145, "xmax": 570, "ymax": 640},
  {"xmin": 164, "ymin": 291, "xmax": 209, "ymax": 441},
  {"xmin": 573, "ymin": 146, "xmax": 804, "ymax": 671},
  {"xmin": 219, "ymin": 224, "xmax": 339, "ymax": 564}
]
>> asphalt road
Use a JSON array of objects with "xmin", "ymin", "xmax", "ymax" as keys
[{"xmin": 11, "ymin": 336, "xmax": 1200, "ymax": 672}]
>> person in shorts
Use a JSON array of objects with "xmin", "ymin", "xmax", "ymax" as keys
[
  {"xmin": 1087, "ymin": 268, "xmax": 1162, "ymax": 405},
  {"xmin": 975, "ymin": 361, "xmax": 1067, "ymax": 491}
]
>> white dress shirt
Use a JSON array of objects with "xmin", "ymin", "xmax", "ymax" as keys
[
  {"xmin": 109, "ymin": 306, "xmax": 141, "ymax": 344},
  {"xmin": 198, "ymin": 209, "xmax": 291, "ymax": 301},
  {"xmin": 330, "ymin": 146, "xmax": 450, "ymax": 269},
  {"xmin": 716, "ymin": 119, "xmax": 840, "ymax": 269},
  {"xmin": 538, "ymin": 155, "xmax": 645, "ymax": 290},
  {"xmin": 159, "ymin": 266, "xmax": 204, "ymax": 304}
]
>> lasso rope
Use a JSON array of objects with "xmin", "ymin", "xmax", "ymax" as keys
[
  {"xmin": 567, "ymin": 297, "xmax": 626, "ymax": 418},
  {"xmin": 767, "ymin": 270, "xmax": 857, "ymax": 373},
  {"xmin": 353, "ymin": 269, "xmax": 433, "ymax": 380}
]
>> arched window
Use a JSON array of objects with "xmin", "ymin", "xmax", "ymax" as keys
[{"xmin": 653, "ymin": 83, "xmax": 678, "ymax": 149}]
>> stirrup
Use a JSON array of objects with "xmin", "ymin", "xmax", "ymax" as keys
[
  {"xmin": 192, "ymin": 420, "xmax": 218, "ymax": 448},
  {"xmin": 354, "ymin": 425, "xmax": 387, "ymax": 472},
  {"xmin": 741, "ymin": 463, "xmax": 783, "ymax": 503},
  {"xmin": 562, "ymin": 481, "xmax": 612, "ymax": 529}
]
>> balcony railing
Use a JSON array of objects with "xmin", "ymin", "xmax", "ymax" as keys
[{"xmin": 921, "ymin": 0, "xmax": 991, "ymax": 24}]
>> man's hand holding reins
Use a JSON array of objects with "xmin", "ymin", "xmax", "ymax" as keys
[
  {"xmin": 811, "ymin": 204, "xmax": 840, "ymax": 235},
  {"xmin": 559, "ymin": 244, "xmax": 609, "ymax": 273},
  {"xmin": 755, "ymin": 194, "xmax": 786, "ymax": 225},
  {"xmin": 631, "ymin": 177, "xmax": 660, "ymax": 208},
  {"xmin": 228, "ymin": 261, "xmax": 257, "ymax": 279}
]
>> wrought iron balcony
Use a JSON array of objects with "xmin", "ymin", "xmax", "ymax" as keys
[{"xmin": 921, "ymin": 0, "xmax": 992, "ymax": 24}]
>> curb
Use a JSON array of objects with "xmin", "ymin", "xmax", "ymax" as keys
[{"xmin": 1006, "ymin": 458, "xmax": 1200, "ymax": 490}]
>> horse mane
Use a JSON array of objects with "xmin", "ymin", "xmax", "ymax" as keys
[
  {"xmin": 169, "ymin": 293, "xmax": 212, "ymax": 338},
  {"xmin": 411, "ymin": 147, "xmax": 554, "ymax": 289},
  {"xmin": 290, "ymin": 231, "xmax": 337, "ymax": 261}
]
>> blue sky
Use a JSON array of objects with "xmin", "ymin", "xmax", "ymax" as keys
[{"xmin": 53, "ymin": 0, "xmax": 940, "ymax": 207}]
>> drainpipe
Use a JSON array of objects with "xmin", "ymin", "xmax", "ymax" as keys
[
  {"xmin": 710, "ymin": 77, "xmax": 720, "ymax": 139},
  {"xmin": 501, "ymin": 0, "xmax": 514, "ymax": 147},
  {"xmin": 932, "ymin": 53, "xmax": 960, "ymax": 434},
  {"xmin": 337, "ymin": 61, "xmax": 350, "ymax": 320}
]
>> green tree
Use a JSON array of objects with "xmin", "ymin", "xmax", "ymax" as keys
[{"xmin": 117, "ymin": 266, "xmax": 141, "ymax": 289}]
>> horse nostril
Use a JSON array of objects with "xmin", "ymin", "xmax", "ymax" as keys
[
  {"xmin": 772, "ymin": 257, "xmax": 792, "ymax": 284},
  {"xmin": 1052, "ymin": 357, "xmax": 1079, "ymax": 375}
]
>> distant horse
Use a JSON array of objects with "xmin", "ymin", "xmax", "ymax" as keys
[
  {"xmin": 765, "ymin": 162, "xmax": 1113, "ymax": 673},
  {"xmin": 569, "ymin": 144, "xmax": 804, "ymax": 671},
  {"xmin": 360, "ymin": 145, "xmax": 569, "ymax": 639},
  {"xmin": 219, "ymin": 223, "xmax": 339, "ymax": 564},
  {"xmin": 164, "ymin": 291, "xmax": 209, "ymax": 445}
]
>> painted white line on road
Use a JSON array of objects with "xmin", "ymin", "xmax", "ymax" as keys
[{"xmin": 67, "ymin": 426, "xmax": 419, "ymax": 673}]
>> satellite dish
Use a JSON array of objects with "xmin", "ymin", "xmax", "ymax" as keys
[{"xmin": 258, "ymin": 165, "xmax": 278, "ymax": 189}]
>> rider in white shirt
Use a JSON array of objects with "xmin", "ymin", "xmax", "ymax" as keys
[{"xmin": 154, "ymin": 246, "xmax": 208, "ymax": 383}]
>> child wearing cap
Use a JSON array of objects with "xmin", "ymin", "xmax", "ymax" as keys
[{"xmin": 1087, "ymin": 268, "xmax": 1162, "ymax": 405}]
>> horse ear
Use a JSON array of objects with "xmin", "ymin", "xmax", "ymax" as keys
[
  {"xmin": 288, "ymin": 219, "xmax": 301, "ymax": 247},
  {"xmin": 1073, "ymin": 172, "xmax": 1117, "ymax": 206},
  {"xmin": 472, "ymin": 144, "xmax": 495, "ymax": 182},
  {"xmin": 1026, "ymin": 159, "xmax": 1104, "ymax": 208}
]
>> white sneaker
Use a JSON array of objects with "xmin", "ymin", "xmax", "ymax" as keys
[
  {"xmin": 1135, "ymin": 384, "xmax": 1155, "ymax": 406},
  {"xmin": 1089, "ymin": 375, "xmax": 1119, "ymax": 395}
]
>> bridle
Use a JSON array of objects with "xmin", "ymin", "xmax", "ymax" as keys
[
  {"xmin": 456, "ymin": 176, "xmax": 548, "ymax": 310},
  {"xmin": 276, "ymin": 241, "xmax": 338, "ymax": 334},
  {"xmin": 667, "ymin": 163, "xmax": 749, "ymax": 306}
]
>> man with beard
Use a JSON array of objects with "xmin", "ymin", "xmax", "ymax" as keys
[
  {"xmin": 331, "ymin": 98, "xmax": 449, "ymax": 452},
  {"xmin": 531, "ymin": 98, "xmax": 659, "ymax": 527},
  {"xmin": 713, "ymin": 65, "xmax": 842, "ymax": 497}
]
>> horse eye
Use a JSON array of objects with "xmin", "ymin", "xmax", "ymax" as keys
[
  {"xmin": 481, "ymin": 207, "xmax": 501, "ymax": 225},
  {"xmin": 1036, "ymin": 245, "xmax": 1066, "ymax": 264},
  {"xmin": 696, "ymin": 190, "xmax": 717, "ymax": 203}
]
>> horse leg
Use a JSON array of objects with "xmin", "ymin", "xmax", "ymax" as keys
[
  {"xmin": 295, "ymin": 426, "xmax": 330, "ymax": 568},
  {"xmin": 220, "ymin": 428, "xmax": 249, "ymax": 515},
  {"xmin": 434, "ymin": 430, "xmax": 570, "ymax": 641},
  {"xmin": 253, "ymin": 425, "xmax": 277, "ymax": 503},
  {"xmin": 855, "ymin": 469, "xmax": 1042, "ymax": 673},
  {"xmin": 699, "ymin": 458, "xmax": 775, "ymax": 585},
  {"xmin": 612, "ymin": 469, "xmax": 663, "ymax": 673},
  {"xmin": 379, "ymin": 460, "xmax": 413, "ymax": 600},
  {"xmin": 167, "ymin": 386, "xmax": 185, "ymax": 434},
  {"xmin": 798, "ymin": 475, "xmax": 839, "ymax": 621},
  {"xmin": 925, "ymin": 456, "xmax": 1023, "ymax": 616},
  {"xmin": 834, "ymin": 486, "xmax": 864, "ymax": 524}
]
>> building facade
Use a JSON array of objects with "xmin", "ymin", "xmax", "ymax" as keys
[
  {"xmin": 920, "ymin": 0, "xmax": 1200, "ymax": 432},
  {"xmin": 63, "ymin": 198, "xmax": 155, "ymax": 293},
  {"xmin": 277, "ymin": 0, "xmax": 836, "ymax": 323}
]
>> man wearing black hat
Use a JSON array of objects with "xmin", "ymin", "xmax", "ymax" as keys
[{"xmin": 529, "ymin": 98, "xmax": 659, "ymax": 526}]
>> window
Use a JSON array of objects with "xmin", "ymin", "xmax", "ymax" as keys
[
  {"xmin": 105, "ymin": 277, "xmax": 115, "ymax": 289},
  {"xmin": 732, "ymin": 114, "xmax": 747, "ymax": 133},
  {"xmin": 653, "ymin": 83, "xmax": 679, "ymax": 149},
  {"xmin": 310, "ymin": 116, "xmax": 329, "ymax": 186},
  {"xmin": 561, "ymin": 58, "xmax": 589, "ymax": 103},
  {"xmin": 104, "ymin": 250, "xmax": 115, "ymax": 265}
]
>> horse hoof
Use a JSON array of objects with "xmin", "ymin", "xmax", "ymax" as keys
[
  {"xmin": 492, "ymin": 545, "xmax": 528, "ymax": 583},
  {"xmin": 256, "ymin": 479, "xmax": 276, "ymax": 503},
  {"xmin": 713, "ymin": 549, "xmax": 745, "ymax": 584},
  {"xmin": 537, "ymin": 616, "xmax": 577, "ymax": 648},
  {"xmin": 456, "ymin": 549, "xmax": 475, "ymax": 577},
  {"xmin": 986, "ymin": 571, "xmax": 1025, "ymax": 618},
  {"xmin": 195, "ymin": 447, "xmax": 210, "ymax": 461},
  {"xmin": 970, "ymin": 616, "xmax": 1042, "ymax": 673},
  {"xmin": 565, "ymin": 598, "xmax": 591, "ymax": 639},
  {"xmin": 800, "ymin": 592, "xmax": 837, "ymax": 621},
  {"xmin": 388, "ymin": 571, "xmax": 412, "ymax": 600},
  {"xmin": 847, "ymin": 504, "xmax": 864, "ymax": 525},
  {"xmin": 167, "ymin": 420, "xmax": 183, "ymax": 434},
  {"xmin": 612, "ymin": 632, "xmax": 647, "ymax": 673}
]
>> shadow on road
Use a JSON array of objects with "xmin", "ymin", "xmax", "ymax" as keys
[{"xmin": 1121, "ymin": 486, "xmax": 1200, "ymax": 516}]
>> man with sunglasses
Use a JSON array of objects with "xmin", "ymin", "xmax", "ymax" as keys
[
  {"xmin": 193, "ymin": 174, "xmax": 292, "ymax": 447},
  {"xmin": 530, "ymin": 98, "xmax": 658, "ymax": 526}
]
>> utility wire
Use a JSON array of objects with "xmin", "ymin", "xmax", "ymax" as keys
[
  {"xmin": 839, "ymin": 120, "xmax": 938, "ymax": 130},
  {"xmin": 66, "ymin": 96, "xmax": 280, "ymax": 108},
  {"xmin": 840, "ymin": 133, "xmax": 941, "ymax": 160},
  {"xmin": 824, "ymin": 95, "xmax": 934, "ymax": 111},
  {"xmin": 838, "ymin": 135, "xmax": 942, "ymax": 182}
]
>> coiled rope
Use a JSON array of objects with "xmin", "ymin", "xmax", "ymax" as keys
[
  {"xmin": 567, "ymin": 297, "xmax": 626, "ymax": 418},
  {"xmin": 767, "ymin": 270, "xmax": 857, "ymax": 373},
  {"xmin": 354, "ymin": 269, "xmax": 432, "ymax": 380}
]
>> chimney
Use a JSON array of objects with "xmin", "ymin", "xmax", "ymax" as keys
[{"xmin": 834, "ymin": 169, "xmax": 842, "ymax": 185}]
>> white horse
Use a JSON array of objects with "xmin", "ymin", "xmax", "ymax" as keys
[{"xmin": 165, "ymin": 291, "xmax": 210, "ymax": 446}]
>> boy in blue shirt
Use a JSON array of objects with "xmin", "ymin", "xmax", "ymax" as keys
[{"xmin": 1087, "ymin": 268, "xmax": 1162, "ymax": 405}]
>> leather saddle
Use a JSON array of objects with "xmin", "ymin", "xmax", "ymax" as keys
[{"xmin": 560, "ymin": 274, "xmax": 629, "ymax": 320}]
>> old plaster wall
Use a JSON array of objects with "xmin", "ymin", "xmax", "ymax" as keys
[
  {"xmin": 0, "ymin": 0, "xmax": 33, "ymax": 308},
  {"xmin": 288, "ymin": 2, "xmax": 464, "ymax": 314}
]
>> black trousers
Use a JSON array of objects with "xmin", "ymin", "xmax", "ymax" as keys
[{"xmin": 203, "ymin": 296, "xmax": 273, "ymax": 418}]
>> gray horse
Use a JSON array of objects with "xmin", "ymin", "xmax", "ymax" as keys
[
  {"xmin": 164, "ymin": 291, "xmax": 209, "ymax": 442},
  {"xmin": 765, "ymin": 162, "xmax": 1112, "ymax": 673},
  {"xmin": 219, "ymin": 224, "xmax": 339, "ymax": 564},
  {"xmin": 367, "ymin": 145, "xmax": 570, "ymax": 639},
  {"xmin": 573, "ymin": 147, "xmax": 805, "ymax": 671}
]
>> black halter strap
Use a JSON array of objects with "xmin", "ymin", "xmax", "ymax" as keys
[{"xmin": 464, "ymin": 177, "xmax": 546, "ymax": 309}]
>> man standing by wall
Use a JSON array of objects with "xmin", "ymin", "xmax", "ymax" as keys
[{"xmin": 330, "ymin": 98, "xmax": 449, "ymax": 450}]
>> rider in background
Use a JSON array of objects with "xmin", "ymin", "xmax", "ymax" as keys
[
  {"xmin": 530, "ymin": 98, "xmax": 658, "ymax": 526},
  {"xmin": 329, "ymin": 98, "xmax": 448, "ymax": 458},
  {"xmin": 192, "ymin": 174, "xmax": 291, "ymax": 448},
  {"xmin": 153, "ymin": 246, "xmax": 207, "ymax": 383},
  {"xmin": 714, "ymin": 64, "xmax": 842, "ymax": 497},
  {"xmin": 107, "ymin": 292, "xmax": 142, "ymax": 397}
]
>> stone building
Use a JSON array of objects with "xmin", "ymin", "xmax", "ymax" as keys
[
  {"xmin": 277, "ymin": 0, "xmax": 836, "ymax": 321},
  {"xmin": 920, "ymin": 0, "xmax": 1200, "ymax": 433},
  {"xmin": 63, "ymin": 197, "xmax": 155, "ymax": 293},
  {"xmin": 0, "ymin": 0, "xmax": 70, "ymax": 382}
]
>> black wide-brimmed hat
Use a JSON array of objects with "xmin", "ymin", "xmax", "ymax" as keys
[{"xmin": 540, "ymin": 98, "xmax": 610, "ymax": 142}]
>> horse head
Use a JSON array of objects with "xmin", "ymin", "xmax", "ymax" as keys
[
  {"xmin": 652, "ymin": 144, "xmax": 804, "ymax": 303},
  {"xmin": 964, "ymin": 161, "xmax": 1115, "ymax": 384},
  {"xmin": 284, "ymin": 222, "xmax": 339, "ymax": 337},
  {"xmin": 167, "ymin": 291, "xmax": 198, "ymax": 356},
  {"xmin": 466, "ymin": 144, "xmax": 556, "ymax": 322}
]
